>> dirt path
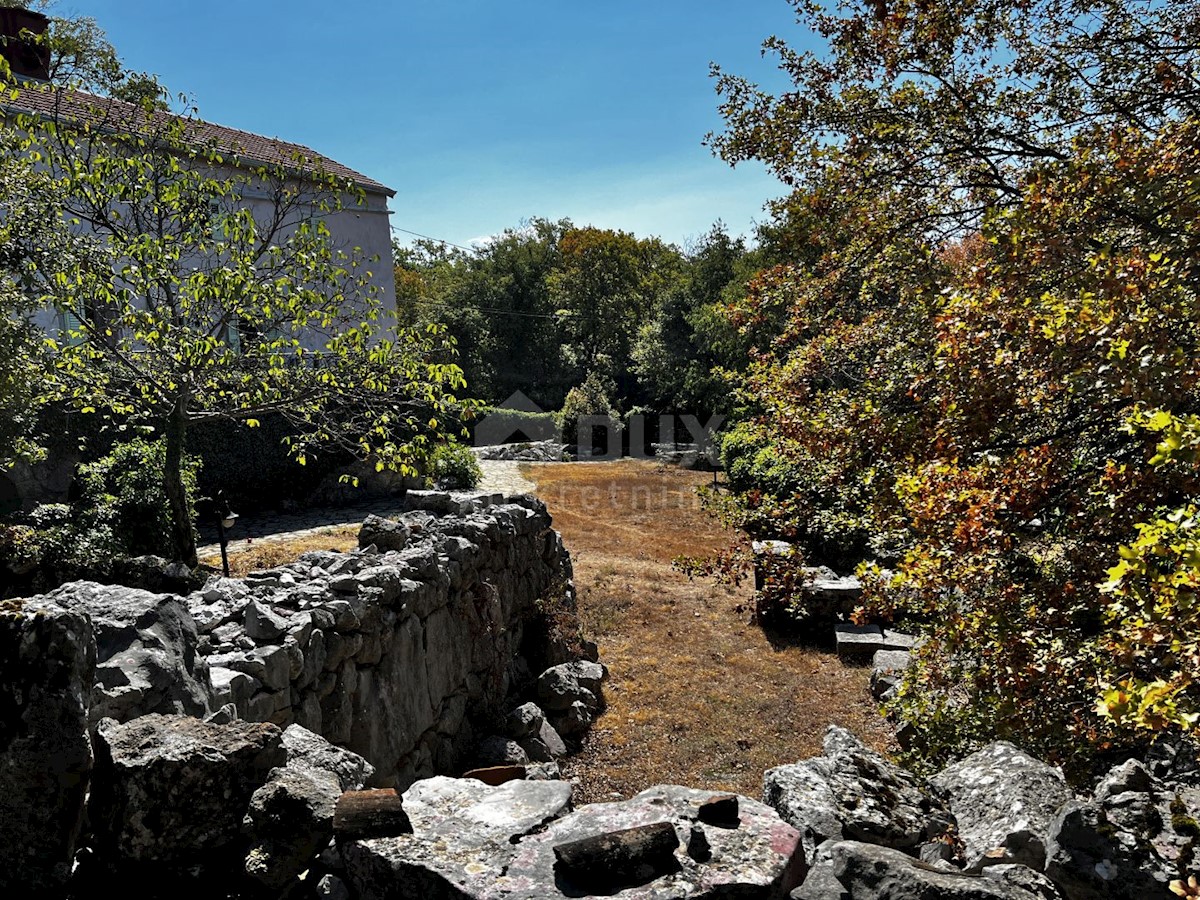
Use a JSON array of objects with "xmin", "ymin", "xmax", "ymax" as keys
[{"xmin": 526, "ymin": 458, "xmax": 893, "ymax": 803}]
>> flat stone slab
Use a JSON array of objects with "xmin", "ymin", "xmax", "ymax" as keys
[
  {"xmin": 835, "ymin": 624, "xmax": 884, "ymax": 661},
  {"xmin": 343, "ymin": 781, "xmax": 805, "ymax": 899},
  {"xmin": 880, "ymin": 629, "xmax": 917, "ymax": 650},
  {"xmin": 871, "ymin": 650, "xmax": 912, "ymax": 672}
]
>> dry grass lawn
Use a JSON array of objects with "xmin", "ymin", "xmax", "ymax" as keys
[
  {"xmin": 527, "ymin": 458, "xmax": 893, "ymax": 803},
  {"xmin": 197, "ymin": 528, "xmax": 359, "ymax": 577}
]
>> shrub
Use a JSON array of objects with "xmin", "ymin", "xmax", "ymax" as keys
[
  {"xmin": 558, "ymin": 372, "xmax": 622, "ymax": 450},
  {"xmin": 427, "ymin": 442, "xmax": 482, "ymax": 490},
  {"xmin": 468, "ymin": 407, "xmax": 561, "ymax": 446},
  {"xmin": 76, "ymin": 437, "xmax": 201, "ymax": 558}
]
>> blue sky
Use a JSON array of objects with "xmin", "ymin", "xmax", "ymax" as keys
[{"xmin": 70, "ymin": 1, "xmax": 807, "ymax": 250}]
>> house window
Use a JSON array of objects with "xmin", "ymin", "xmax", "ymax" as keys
[
  {"xmin": 59, "ymin": 305, "xmax": 86, "ymax": 347},
  {"xmin": 219, "ymin": 319, "xmax": 242, "ymax": 353}
]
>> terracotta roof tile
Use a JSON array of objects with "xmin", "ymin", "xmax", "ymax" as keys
[{"xmin": 5, "ymin": 83, "xmax": 394, "ymax": 196}]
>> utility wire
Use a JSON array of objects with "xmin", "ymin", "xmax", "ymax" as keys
[
  {"xmin": 403, "ymin": 296, "xmax": 577, "ymax": 320},
  {"xmin": 389, "ymin": 225, "xmax": 478, "ymax": 253}
]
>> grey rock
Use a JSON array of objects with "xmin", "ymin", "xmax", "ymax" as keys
[
  {"xmin": 404, "ymin": 489, "xmax": 458, "ymax": 515},
  {"xmin": 796, "ymin": 841, "xmax": 1058, "ymax": 899},
  {"xmin": 881, "ymin": 629, "xmax": 918, "ymax": 650},
  {"xmin": 325, "ymin": 599, "xmax": 361, "ymax": 633},
  {"xmin": 205, "ymin": 702, "xmax": 238, "ymax": 725},
  {"xmin": 870, "ymin": 649, "xmax": 911, "ymax": 700},
  {"xmin": 316, "ymin": 873, "xmax": 351, "ymax": 900},
  {"xmin": 537, "ymin": 660, "xmax": 606, "ymax": 712},
  {"xmin": 0, "ymin": 597, "xmax": 96, "ymax": 896},
  {"xmin": 1044, "ymin": 799, "xmax": 1176, "ymax": 900},
  {"xmin": 764, "ymin": 726, "xmax": 954, "ymax": 863},
  {"xmin": 48, "ymin": 581, "xmax": 213, "ymax": 724},
  {"xmin": 282, "ymin": 724, "xmax": 374, "ymax": 791},
  {"xmin": 329, "ymin": 575, "xmax": 360, "ymax": 594},
  {"xmin": 549, "ymin": 699, "xmax": 596, "ymax": 737},
  {"xmin": 251, "ymin": 643, "xmax": 293, "ymax": 692},
  {"xmin": 476, "ymin": 735, "xmax": 531, "ymax": 767},
  {"xmin": 90, "ymin": 714, "xmax": 285, "ymax": 869},
  {"xmin": 982, "ymin": 864, "xmax": 1066, "ymax": 899},
  {"xmin": 506, "ymin": 702, "xmax": 546, "ymax": 738},
  {"xmin": 525, "ymin": 761, "xmax": 562, "ymax": 781},
  {"xmin": 209, "ymin": 665, "xmax": 260, "ymax": 712},
  {"xmin": 359, "ymin": 514, "xmax": 412, "ymax": 552},
  {"xmin": 520, "ymin": 718, "xmax": 568, "ymax": 762},
  {"xmin": 245, "ymin": 599, "xmax": 289, "ymax": 642},
  {"xmin": 834, "ymin": 624, "xmax": 884, "ymax": 662},
  {"xmin": 1093, "ymin": 759, "xmax": 1154, "ymax": 804},
  {"xmin": 343, "ymin": 781, "xmax": 803, "ymax": 900},
  {"xmin": 247, "ymin": 688, "xmax": 292, "ymax": 725},
  {"xmin": 244, "ymin": 765, "xmax": 341, "ymax": 891},
  {"xmin": 931, "ymin": 741, "xmax": 1072, "ymax": 872},
  {"xmin": 284, "ymin": 637, "xmax": 305, "ymax": 680}
]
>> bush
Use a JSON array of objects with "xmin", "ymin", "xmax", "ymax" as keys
[
  {"xmin": 469, "ymin": 407, "xmax": 561, "ymax": 446},
  {"xmin": 76, "ymin": 437, "xmax": 201, "ymax": 558},
  {"xmin": 427, "ymin": 442, "xmax": 482, "ymax": 490},
  {"xmin": 557, "ymin": 372, "xmax": 622, "ymax": 450},
  {"xmin": 186, "ymin": 412, "xmax": 347, "ymax": 511}
]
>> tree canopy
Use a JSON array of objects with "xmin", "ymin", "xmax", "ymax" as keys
[
  {"xmin": 704, "ymin": 0, "xmax": 1200, "ymax": 776},
  {"xmin": 6, "ymin": 76, "xmax": 468, "ymax": 564}
]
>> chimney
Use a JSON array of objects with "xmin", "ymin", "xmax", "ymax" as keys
[{"xmin": 0, "ymin": 8, "xmax": 50, "ymax": 82}]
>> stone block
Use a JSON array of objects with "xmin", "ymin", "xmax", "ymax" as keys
[{"xmin": 834, "ymin": 624, "xmax": 885, "ymax": 662}]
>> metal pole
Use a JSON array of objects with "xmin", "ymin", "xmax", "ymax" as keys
[{"xmin": 217, "ymin": 517, "xmax": 230, "ymax": 577}]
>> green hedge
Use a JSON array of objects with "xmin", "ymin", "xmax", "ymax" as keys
[{"xmin": 468, "ymin": 407, "xmax": 561, "ymax": 445}]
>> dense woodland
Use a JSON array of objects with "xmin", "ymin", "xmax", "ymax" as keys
[
  {"xmin": 3, "ymin": 0, "xmax": 1200, "ymax": 784},
  {"xmin": 390, "ymin": 219, "xmax": 766, "ymax": 420}
]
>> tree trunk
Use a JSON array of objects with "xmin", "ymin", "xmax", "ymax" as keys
[{"xmin": 163, "ymin": 398, "xmax": 197, "ymax": 566}]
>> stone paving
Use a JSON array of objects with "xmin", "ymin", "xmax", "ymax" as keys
[{"xmin": 196, "ymin": 460, "xmax": 543, "ymax": 558}]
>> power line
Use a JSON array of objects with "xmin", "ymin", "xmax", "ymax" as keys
[
  {"xmin": 389, "ymin": 225, "xmax": 478, "ymax": 254},
  {"xmin": 404, "ymin": 296, "xmax": 578, "ymax": 320}
]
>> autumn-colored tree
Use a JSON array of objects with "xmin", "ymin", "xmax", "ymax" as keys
[{"xmin": 705, "ymin": 0, "xmax": 1200, "ymax": 775}]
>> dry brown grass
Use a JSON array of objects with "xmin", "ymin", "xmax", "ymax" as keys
[
  {"xmin": 526, "ymin": 458, "xmax": 894, "ymax": 803},
  {"xmin": 197, "ymin": 527, "xmax": 359, "ymax": 578}
]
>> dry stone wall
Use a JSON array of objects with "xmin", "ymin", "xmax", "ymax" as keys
[
  {"xmin": 0, "ymin": 491, "xmax": 587, "ymax": 893},
  {"xmin": 192, "ymin": 492, "xmax": 579, "ymax": 787}
]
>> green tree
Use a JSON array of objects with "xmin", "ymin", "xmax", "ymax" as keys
[
  {"xmin": 14, "ymin": 80, "xmax": 470, "ymax": 565},
  {"xmin": 632, "ymin": 223, "xmax": 757, "ymax": 415},
  {"xmin": 550, "ymin": 226, "xmax": 683, "ymax": 399}
]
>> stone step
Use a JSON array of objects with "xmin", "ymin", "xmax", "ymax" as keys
[{"xmin": 835, "ymin": 625, "xmax": 917, "ymax": 662}]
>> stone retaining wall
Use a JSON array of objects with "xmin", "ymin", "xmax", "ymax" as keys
[
  {"xmin": 0, "ymin": 492, "xmax": 588, "ymax": 893},
  {"xmin": 189, "ymin": 493, "xmax": 579, "ymax": 787}
]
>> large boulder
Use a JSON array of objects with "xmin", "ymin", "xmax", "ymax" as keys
[
  {"xmin": 536, "ymin": 660, "xmax": 605, "ymax": 712},
  {"xmin": 89, "ymin": 714, "xmax": 285, "ymax": 876},
  {"xmin": 47, "ymin": 581, "xmax": 213, "ymax": 724},
  {"xmin": 1042, "ymin": 760, "xmax": 1194, "ymax": 900},
  {"xmin": 0, "ymin": 597, "xmax": 96, "ymax": 896},
  {"xmin": 358, "ymin": 515, "xmax": 412, "ymax": 552},
  {"xmin": 931, "ymin": 741, "xmax": 1074, "ymax": 872},
  {"xmin": 282, "ymin": 723, "xmax": 374, "ymax": 790},
  {"xmin": 342, "ymin": 779, "xmax": 804, "ymax": 899},
  {"xmin": 244, "ymin": 765, "xmax": 342, "ymax": 891},
  {"xmin": 793, "ymin": 841, "xmax": 1064, "ymax": 900},
  {"xmin": 763, "ymin": 726, "xmax": 954, "ymax": 862}
]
